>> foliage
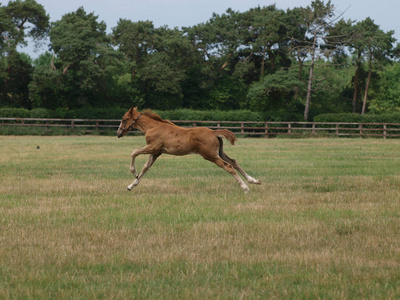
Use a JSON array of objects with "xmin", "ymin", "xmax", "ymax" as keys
[
  {"xmin": 247, "ymin": 69, "xmax": 305, "ymax": 112},
  {"xmin": 44, "ymin": 7, "xmax": 111, "ymax": 108},
  {"xmin": 158, "ymin": 109, "xmax": 263, "ymax": 122},
  {"xmin": 0, "ymin": 52, "xmax": 34, "ymax": 108},
  {"xmin": 0, "ymin": 107, "xmax": 30, "ymax": 117},
  {"xmin": 0, "ymin": 0, "xmax": 49, "ymax": 108},
  {"xmin": 301, "ymin": 0, "xmax": 335, "ymax": 121},
  {"xmin": 1, "ymin": 0, "xmax": 400, "ymax": 119},
  {"xmin": 0, "ymin": 0, "xmax": 49, "ymax": 51},
  {"xmin": 29, "ymin": 107, "xmax": 52, "ymax": 118},
  {"xmin": 314, "ymin": 112, "xmax": 400, "ymax": 123},
  {"xmin": 369, "ymin": 64, "xmax": 400, "ymax": 113}
]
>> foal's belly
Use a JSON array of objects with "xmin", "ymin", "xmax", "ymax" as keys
[
  {"xmin": 160, "ymin": 144, "xmax": 192, "ymax": 156},
  {"xmin": 160, "ymin": 132, "xmax": 193, "ymax": 156},
  {"xmin": 155, "ymin": 127, "xmax": 214, "ymax": 156}
]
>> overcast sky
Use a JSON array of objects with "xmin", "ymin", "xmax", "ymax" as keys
[{"xmin": 22, "ymin": 0, "xmax": 400, "ymax": 58}]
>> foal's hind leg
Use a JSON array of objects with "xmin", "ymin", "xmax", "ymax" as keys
[
  {"xmin": 204, "ymin": 155, "xmax": 250, "ymax": 193},
  {"xmin": 219, "ymin": 152, "xmax": 261, "ymax": 185},
  {"xmin": 127, "ymin": 153, "xmax": 161, "ymax": 190}
]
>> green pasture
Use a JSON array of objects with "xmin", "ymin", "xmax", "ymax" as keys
[{"xmin": 1, "ymin": 135, "xmax": 400, "ymax": 299}]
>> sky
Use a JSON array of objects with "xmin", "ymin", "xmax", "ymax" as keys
[{"xmin": 21, "ymin": 0, "xmax": 400, "ymax": 58}]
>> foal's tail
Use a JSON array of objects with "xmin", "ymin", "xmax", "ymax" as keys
[{"xmin": 213, "ymin": 129, "xmax": 237, "ymax": 145}]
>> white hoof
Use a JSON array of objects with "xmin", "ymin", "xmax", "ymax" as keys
[
  {"xmin": 248, "ymin": 177, "xmax": 261, "ymax": 185},
  {"xmin": 242, "ymin": 185, "xmax": 250, "ymax": 194}
]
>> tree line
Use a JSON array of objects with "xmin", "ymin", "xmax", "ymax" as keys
[{"xmin": 1, "ymin": 0, "xmax": 399, "ymax": 121}]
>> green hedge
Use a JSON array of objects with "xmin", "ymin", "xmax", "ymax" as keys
[
  {"xmin": 0, "ymin": 107, "xmax": 265, "ymax": 122},
  {"xmin": 4, "ymin": 108, "xmax": 400, "ymax": 124},
  {"xmin": 157, "ymin": 109, "xmax": 263, "ymax": 122},
  {"xmin": 0, "ymin": 108, "xmax": 31, "ymax": 118},
  {"xmin": 0, "ymin": 108, "xmax": 55, "ymax": 118},
  {"xmin": 314, "ymin": 113, "xmax": 400, "ymax": 123},
  {"xmin": 0, "ymin": 107, "xmax": 128, "ymax": 119},
  {"xmin": 57, "ymin": 107, "xmax": 128, "ymax": 119}
]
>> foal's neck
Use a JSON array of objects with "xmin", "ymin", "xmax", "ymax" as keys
[{"xmin": 134, "ymin": 114, "xmax": 160, "ymax": 134}]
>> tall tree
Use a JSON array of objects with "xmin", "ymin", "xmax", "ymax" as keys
[
  {"xmin": 245, "ymin": 5, "xmax": 288, "ymax": 77},
  {"xmin": 112, "ymin": 19, "xmax": 154, "ymax": 79},
  {"xmin": 343, "ymin": 18, "xmax": 396, "ymax": 113},
  {"xmin": 205, "ymin": 8, "xmax": 244, "ymax": 71},
  {"xmin": 50, "ymin": 7, "xmax": 108, "ymax": 74},
  {"xmin": 356, "ymin": 18, "xmax": 396, "ymax": 114},
  {"xmin": 0, "ymin": 0, "xmax": 49, "ymax": 51},
  {"xmin": 302, "ymin": 0, "xmax": 335, "ymax": 121},
  {"xmin": 324, "ymin": 18, "xmax": 359, "ymax": 111},
  {"xmin": 287, "ymin": 7, "xmax": 311, "ymax": 102},
  {"xmin": 141, "ymin": 26, "xmax": 195, "ymax": 109},
  {"xmin": 0, "ymin": 0, "xmax": 49, "ymax": 108},
  {"xmin": 48, "ymin": 7, "xmax": 111, "ymax": 108},
  {"xmin": 114, "ymin": 21, "xmax": 197, "ymax": 109}
]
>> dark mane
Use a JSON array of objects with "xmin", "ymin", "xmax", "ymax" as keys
[{"xmin": 142, "ymin": 110, "xmax": 175, "ymax": 125}]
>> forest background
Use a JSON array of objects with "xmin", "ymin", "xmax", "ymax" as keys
[{"xmin": 1, "ymin": 0, "xmax": 400, "ymax": 122}]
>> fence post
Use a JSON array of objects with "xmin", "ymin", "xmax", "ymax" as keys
[
  {"xmin": 71, "ymin": 120, "xmax": 75, "ymax": 130},
  {"xmin": 96, "ymin": 120, "xmax": 99, "ymax": 130},
  {"xmin": 288, "ymin": 123, "xmax": 291, "ymax": 135},
  {"xmin": 241, "ymin": 122, "xmax": 244, "ymax": 135},
  {"xmin": 312, "ymin": 123, "xmax": 316, "ymax": 135},
  {"xmin": 336, "ymin": 124, "xmax": 339, "ymax": 136},
  {"xmin": 383, "ymin": 124, "xmax": 387, "ymax": 139},
  {"xmin": 359, "ymin": 124, "xmax": 363, "ymax": 137},
  {"xmin": 265, "ymin": 122, "xmax": 269, "ymax": 139}
]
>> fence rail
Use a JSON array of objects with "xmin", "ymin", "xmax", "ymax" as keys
[{"xmin": 2, "ymin": 117, "xmax": 400, "ymax": 138}]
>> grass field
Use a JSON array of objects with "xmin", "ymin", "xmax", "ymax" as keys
[{"xmin": 1, "ymin": 135, "xmax": 400, "ymax": 299}]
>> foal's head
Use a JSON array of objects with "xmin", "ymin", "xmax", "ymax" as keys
[{"xmin": 117, "ymin": 107, "xmax": 139, "ymax": 138}]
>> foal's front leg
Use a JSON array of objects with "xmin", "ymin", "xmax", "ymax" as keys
[
  {"xmin": 127, "ymin": 153, "xmax": 161, "ymax": 190},
  {"xmin": 129, "ymin": 145, "xmax": 154, "ymax": 178},
  {"xmin": 129, "ymin": 149, "xmax": 139, "ymax": 178}
]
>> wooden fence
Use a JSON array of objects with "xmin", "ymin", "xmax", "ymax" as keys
[{"xmin": 2, "ymin": 117, "xmax": 400, "ymax": 138}]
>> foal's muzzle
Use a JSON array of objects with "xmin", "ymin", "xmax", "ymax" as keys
[{"xmin": 117, "ymin": 127, "xmax": 126, "ymax": 138}]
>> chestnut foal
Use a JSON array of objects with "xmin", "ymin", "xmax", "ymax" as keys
[{"xmin": 117, "ymin": 107, "xmax": 260, "ymax": 192}]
